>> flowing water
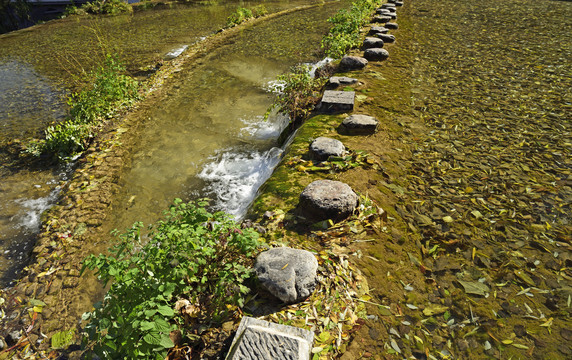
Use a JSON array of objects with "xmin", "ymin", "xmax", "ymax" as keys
[
  {"xmin": 108, "ymin": 4, "xmax": 347, "ymax": 235},
  {"xmin": 0, "ymin": 0, "xmax": 339, "ymax": 287}
]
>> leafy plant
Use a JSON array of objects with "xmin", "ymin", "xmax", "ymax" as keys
[
  {"xmin": 65, "ymin": 0, "xmax": 131, "ymax": 16},
  {"xmin": 81, "ymin": 199, "xmax": 260, "ymax": 359},
  {"xmin": 321, "ymin": 0, "xmax": 380, "ymax": 58},
  {"xmin": 268, "ymin": 65, "xmax": 326, "ymax": 121},
  {"xmin": 27, "ymin": 54, "xmax": 139, "ymax": 162},
  {"xmin": 225, "ymin": 5, "xmax": 267, "ymax": 27}
]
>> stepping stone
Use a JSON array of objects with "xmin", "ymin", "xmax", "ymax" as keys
[
  {"xmin": 255, "ymin": 247, "xmax": 318, "ymax": 304},
  {"xmin": 328, "ymin": 76, "xmax": 358, "ymax": 87},
  {"xmin": 299, "ymin": 180, "xmax": 358, "ymax": 222},
  {"xmin": 372, "ymin": 15, "xmax": 391, "ymax": 23},
  {"xmin": 369, "ymin": 26, "xmax": 389, "ymax": 35},
  {"xmin": 341, "ymin": 114, "xmax": 379, "ymax": 135},
  {"xmin": 227, "ymin": 317, "xmax": 314, "ymax": 360},
  {"xmin": 320, "ymin": 90, "xmax": 355, "ymax": 113},
  {"xmin": 309, "ymin": 137, "xmax": 345, "ymax": 161},
  {"xmin": 364, "ymin": 48, "xmax": 389, "ymax": 61},
  {"xmin": 385, "ymin": 22, "xmax": 399, "ymax": 30},
  {"xmin": 381, "ymin": 3, "xmax": 397, "ymax": 10},
  {"xmin": 362, "ymin": 37, "xmax": 384, "ymax": 49},
  {"xmin": 339, "ymin": 55, "xmax": 368, "ymax": 71},
  {"xmin": 376, "ymin": 33, "xmax": 396, "ymax": 43},
  {"xmin": 394, "ymin": 1, "xmax": 404, "ymax": 6},
  {"xmin": 376, "ymin": 8, "xmax": 392, "ymax": 15}
]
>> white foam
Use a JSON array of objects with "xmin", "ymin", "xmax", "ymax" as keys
[
  {"xmin": 165, "ymin": 45, "xmax": 189, "ymax": 60},
  {"xmin": 15, "ymin": 187, "xmax": 60, "ymax": 231},
  {"xmin": 304, "ymin": 57, "xmax": 334, "ymax": 77},
  {"xmin": 240, "ymin": 114, "xmax": 290, "ymax": 140},
  {"xmin": 198, "ymin": 148, "xmax": 283, "ymax": 219}
]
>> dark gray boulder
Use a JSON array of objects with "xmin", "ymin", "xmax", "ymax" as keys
[
  {"xmin": 362, "ymin": 37, "xmax": 384, "ymax": 49},
  {"xmin": 341, "ymin": 114, "xmax": 379, "ymax": 135},
  {"xmin": 376, "ymin": 8, "xmax": 392, "ymax": 15},
  {"xmin": 369, "ymin": 26, "xmax": 389, "ymax": 35},
  {"xmin": 255, "ymin": 247, "xmax": 318, "ymax": 304},
  {"xmin": 377, "ymin": 33, "xmax": 396, "ymax": 43},
  {"xmin": 299, "ymin": 180, "xmax": 358, "ymax": 222},
  {"xmin": 372, "ymin": 15, "xmax": 391, "ymax": 23},
  {"xmin": 309, "ymin": 137, "xmax": 346, "ymax": 161},
  {"xmin": 381, "ymin": 4, "xmax": 397, "ymax": 10},
  {"xmin": 364, "ymin": 48, "xmax": 390, "ymax": 61},
  {"xmin": 339, "ymin": 56, "xmax": 368, "ymax": 71},
  {"xmin": 385, "ymin": 22, "xmax": 399, "ymax": 30}
]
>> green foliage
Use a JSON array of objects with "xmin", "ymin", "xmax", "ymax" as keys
[
  {"xmin": 81, "ymin": 199, "xmax": 260, "ymax": 359},
  {"xmin": 27, "ymin": 54, "xmax": 139, "ymax": 162},
  {"xmin": 65, "ymin": 0, "xmax": 131, "ymax": 16},
  {"xmin": 321, "ymin": 0, "xmax": 380, "ymax": 58},
  {"xmin": 52, "ymin": 328, "xmax": 76, "ymax": 350},
  {"xmin": 226, "ymin": 5, "xmax": 267, "ymax": 27},
  {"xmin": 268, "ymin": 65, "xmax": 326, "ymax": 121}
]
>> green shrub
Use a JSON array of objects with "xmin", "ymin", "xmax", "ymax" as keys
[
  {"xmin": 81, "ymin": 199, "xmax": 260, "ymax": 359},
  {"xmin": 268, "ymin": 65, "xmax": 326, "ymax": 121},
  {"xmin": 226, "ymin": 6, "xmax": 253, "ymax": 27},
  {"xmin": 66, "ymin": 0, "xmax": 131, "ymax": 15},
  {"xmin": 27, "ymin": 54, "xmax": 139, "ymax": 162},
  {"xmin": 321, "ymin": 0, "xmax": 380, "ymax": 58}
]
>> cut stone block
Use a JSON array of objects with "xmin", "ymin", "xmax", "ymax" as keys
[
  {"xmin": 320, "ymin": 90, "xmax": 355, "ymax": 113},
  {"xmin": 328, "ymin": 76, "xmax": 358, "ymax": 87},
  {"xmin": 341, "ymin": 114, "xmax": 379, "ymax": 135},
  {"xmin": 226, "ymin": 317, "xmax": 314, "ymax": 360}
]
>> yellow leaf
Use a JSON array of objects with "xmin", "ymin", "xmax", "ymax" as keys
[
  {"xmin": 502, "ymin": 339, "xmax": 513, "ymax": 345},
  {"xmin": 33, "ymin": 306, "xmax": 43, "ymax": 313}
]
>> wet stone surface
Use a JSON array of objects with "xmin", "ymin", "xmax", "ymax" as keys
[
  {"xmin": 298, "ymin": 179, "xmax": 358, "ymax": 222},
  {"xmin": 309, "ymin": 136, "xmax": 346, "ymax": 161},
  {"xmin": 320, "ymin": 90, "xmax": 355, "ymax": 113},
  {"xmin": 364, "ymin": 48, "xmax": 390, "ymax": 61},
  {"xmin": 341, "ymin": 114, "xmax": 379, "ymax": 135},
  {"xmin": 339, "ymin": 55, "xmax": 368, "ymax": 71}
]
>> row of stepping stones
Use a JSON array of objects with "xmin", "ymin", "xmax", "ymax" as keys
[
  {"xmin": 228, "ymin": 2, "xmax": 405, "ymax": 359},
  {"xmin": 252, "ymin": 0, "xmax": 406, "ymax": 306}
]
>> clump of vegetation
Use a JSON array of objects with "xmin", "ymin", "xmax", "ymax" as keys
[
  {"xmin": 64, "ymin": 0, "xmax": 131, "ymax": 16},
  {"xmin": 267, "ymin": 65, "xmax": 326, "ymax": 121},
  {"xmin": 27, "ymin": 54, "xmax": 139, "ymax": 161},
  {"xmin": 225, "ymin": 5, "xmax": 267, "ymax": 27},
  {"xmin": 81, "ymin": 199, "xmax": 260, "ymax": 359},
  {"xmin": 321, "ymin": 0, "xmax": 380, "ymax": 58}
]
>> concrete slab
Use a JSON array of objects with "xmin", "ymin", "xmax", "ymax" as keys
[
  {"xmin": 226, "ymin": 317, "xmax": 314, "ymax": 360},
  {"xmin": 320, "ymin": 90, "xmax": 355, "ymax": 113}
]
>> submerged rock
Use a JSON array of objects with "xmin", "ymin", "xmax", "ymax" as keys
[
  {"xmin": 341, "ymin": 114, "xmax": 379, "ymax": 135},
  {"xmin": 299, "ymin": 180, "xmax": 358, "ymax": 221},
  {"xmin": 362, "ymin": 37, "xmax": 385, "ymax": 49},
  {"xmin": 309, "ymin": 137, "xmax": 346, "ymax": 161},
  {"xmin": 339, "ymin": 56, "xmax": 368, "ymax": 71},
  {"xmin": 255, "ymin": 247, "xmax": 318, "ymax": 304}
]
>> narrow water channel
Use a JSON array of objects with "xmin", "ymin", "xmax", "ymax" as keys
[
  {"xmin": 0, "ymin": 0, "xmax": 338, "ymax": 287},
  {"xmin": 108, "ymin": 2, "xmax": 348, "ymax": 235}
]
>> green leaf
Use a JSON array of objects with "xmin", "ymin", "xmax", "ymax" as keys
[
  {"xmin": 156, "ymin": 305, "xmax": 175, "ymax": 317},
  {"xmin": 51, "ymin": 328, "xmax": 76, "ymax": 349}
]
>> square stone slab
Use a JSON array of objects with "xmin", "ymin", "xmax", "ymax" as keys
[
  {"xmin": 321, "ymin": 90, "xmax": 355, "ymax": 113},
  {"xmin": 226, "ymin": 317, "xmax": 314, "ymax": 360}
]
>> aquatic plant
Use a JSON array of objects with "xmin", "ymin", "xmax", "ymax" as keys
[
  {"xmin": 225, "ymin": 5, "xmax": 267, "ymax": 28},
  {"xmin": 81, "ymin": 199, "xmax": 260, "ymax": 359},
  {"xmin": 64, "ymin": 0, "xmax": 131, "ymax": 16},
  {"xmin": 267, "ymin": 64, "xmax": 326, "ymax": 122},
  {"xmin": 27, "ymin": 54, "xmax": 139, "ymax": 161},
  {"xmin": 321, "ymin": 0, "xmax": 380, "ymax": 58}
]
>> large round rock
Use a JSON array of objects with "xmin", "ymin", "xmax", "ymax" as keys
[
  {"xmin": 362, "ymin": 37, "xmax": 384, "ymax": 49},
  {"xmin": 369, "ymin": 26, "xmax": 389, "ymax": 35},
  {"xmin": 364, "ymin": 48, "xmax": 389, "ymax": 61},
  {"xmin": 255, "ymin": 247, "xmax": 318, "ymax": 304},
  {"xmin": 377, "ymin": 33, "xmax": 396, "ymax": 43},
  {"xmin": 339, "ymin": 56, "xmax": 368, "ymax": 71},
  {"xmin": 309, "ymin": 137, "xmax": 345, "ymax": 161},
  {"xmin": 299, "ymin": 180, "xmax": 358, "ymax": 222}
]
